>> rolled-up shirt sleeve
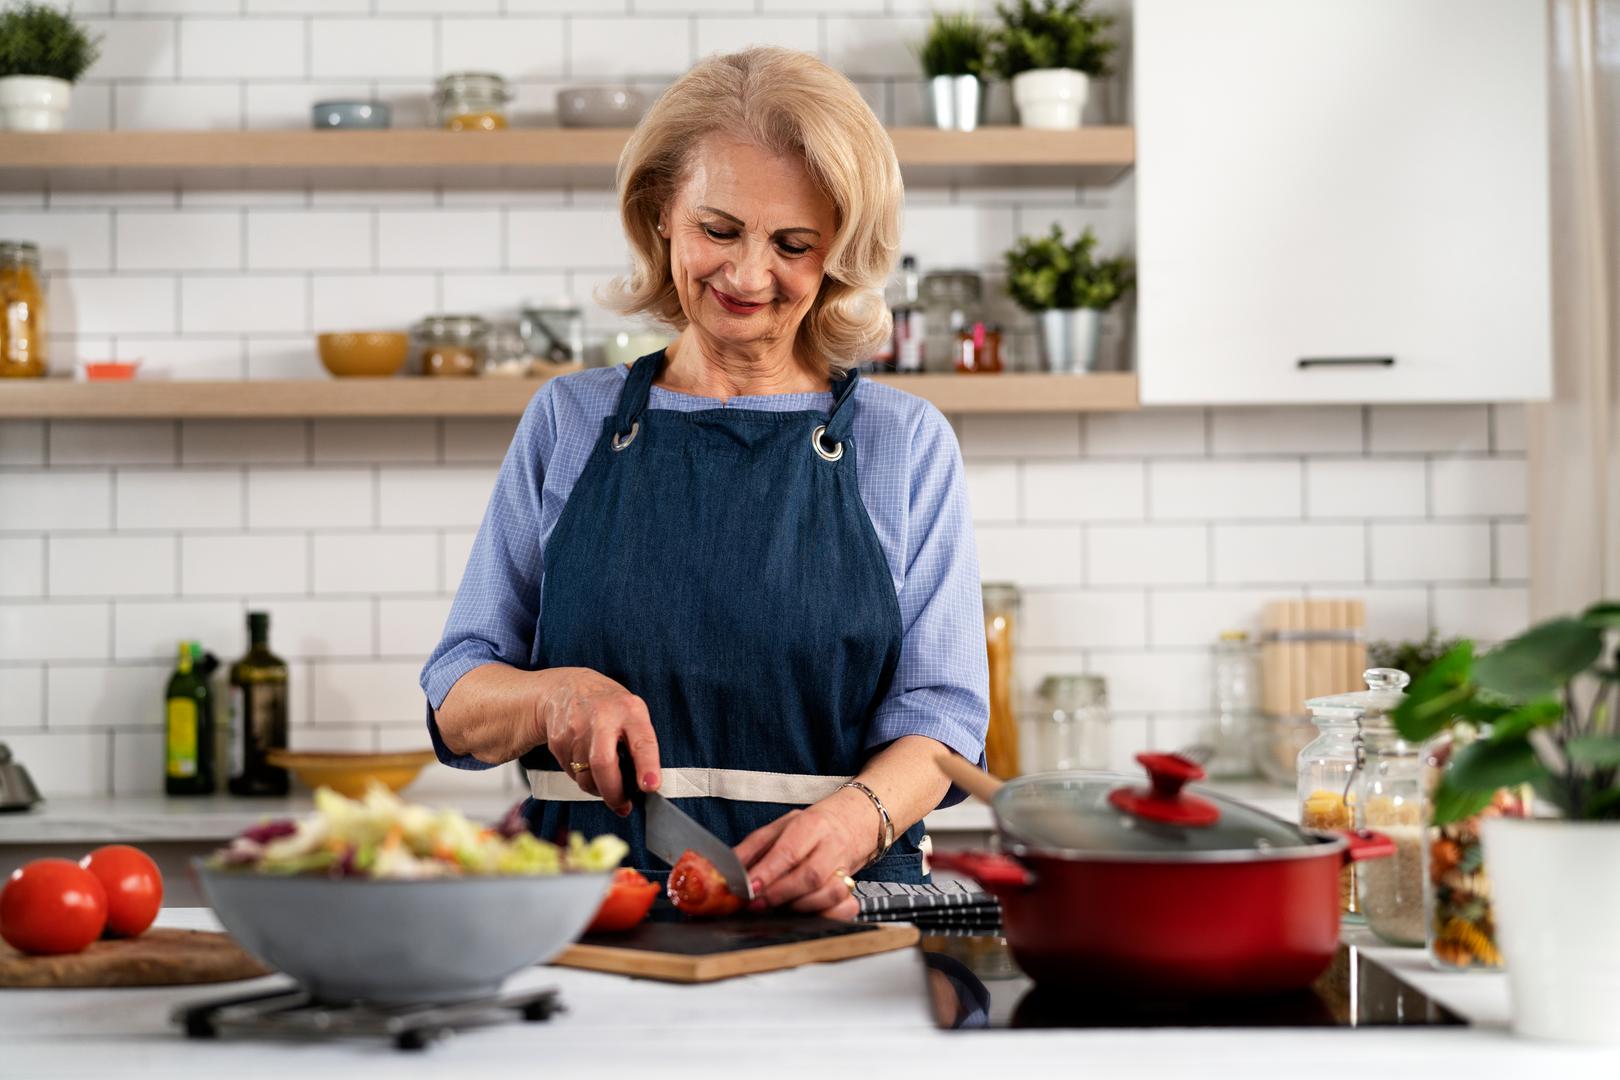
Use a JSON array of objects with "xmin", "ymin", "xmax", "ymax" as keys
[
  {"xmin": 866, "ymin": 406, "xmax": 990, "ymax": 806},
  {"xmin": 419, "ymin": 387, "xmax": 555, "ymax": 769}
]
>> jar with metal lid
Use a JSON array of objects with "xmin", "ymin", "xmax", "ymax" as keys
[
  {"xmin": 1021, "ymin": 674, "xmax": 1110, "ymax": 773},
  {"xmin": 412, "ymin": 315, "xmax": 489, "ymax": 378},
  {"xmin": 435, "ymin": 72, "xmax": 512, "ymax": 132},
  {"xmin": 0, "ymin": 242, "xmax": 47, "ymax": 378},
  {"xmin": 982, "ymin": 583, "xmax": 1021, "ymax": 780},
  {"xmin": 518, "ymin": 298, "xmax": 585, "ymax": 367},
  {"xmin": 921, "ymin": 271, "xmax": 983, "ymax": 373}
]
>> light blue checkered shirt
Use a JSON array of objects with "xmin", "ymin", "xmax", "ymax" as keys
[{"xmin": 420, "ymin": 363, "xmax": 989, "ymax": 803}]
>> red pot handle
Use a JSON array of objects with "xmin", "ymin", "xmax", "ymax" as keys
[
  {"xmin": 929, "ymin": 850, "xmax": 1035, "ymax": 895},
  {"xmin": 1106, "ymin": 752, "xmax": 1221, "ymax": 828},
  {"xmin": 1340, "ymin": 829, "xmax": 1397, "ymax": 864}
]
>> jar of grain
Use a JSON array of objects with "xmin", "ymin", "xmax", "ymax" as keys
[
  {"xmin": 982, "ymin": 583, "xmax": 1021, "ymax": 780},
  {"xmin": 434, "ymin": 72, "xmax": 511, "ymax": 132},
  {"xmin": 1355, "ymin": 712, "xmax": 1425, "ymax": 946},
  {"xmin": 412, "ymin": 315, "xmax": 489, "ymax": 378},
  {"xmin": 0, "ymin": 241, "xmax": 48, "ymax": 378}
]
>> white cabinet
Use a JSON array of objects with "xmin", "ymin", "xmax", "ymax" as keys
[{"xmin": 1134, "ymin": 0, "xmax": 1552, "ymax": 405}]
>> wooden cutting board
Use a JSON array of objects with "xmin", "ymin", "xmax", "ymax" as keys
[
  {"xmin": 554, "ymin": 916, "xmax": 919, "ymax": 983},
  {"xmin": 0, "ymin": 929, "xmax": 270, "ymax": 989}
]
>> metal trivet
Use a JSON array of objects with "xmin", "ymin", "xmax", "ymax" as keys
[{"xmin": 174, "ymin": 985, "xmax": 563, "ymax": 1051}]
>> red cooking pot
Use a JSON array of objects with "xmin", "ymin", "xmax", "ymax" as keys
[{"xmin": 932, "ymin": 752, "xmax": 1395, "ymax": 997}]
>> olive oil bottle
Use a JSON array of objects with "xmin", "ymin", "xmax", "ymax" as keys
[
  {"xmin": 227, "ymin": 612, "xmax": 289, "ymax": 797},
  {"xmin": 165, "ymin": 640, "xmax": 215, "ymax": 795}
]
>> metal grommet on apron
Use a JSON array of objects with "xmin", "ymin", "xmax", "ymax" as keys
[{"xmin": 518, "ymin": 349, "xmax": 927, "ymax": 884}]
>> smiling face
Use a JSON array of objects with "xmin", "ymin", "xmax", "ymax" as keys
[{"xmin": 659, "ymin": 134, "xmax": 837, "ymax": 359}]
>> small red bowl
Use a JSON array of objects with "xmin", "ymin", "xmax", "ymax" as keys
[{"xmin": 81, "ymin": 361, "xmax": 140, "ymax": 381}]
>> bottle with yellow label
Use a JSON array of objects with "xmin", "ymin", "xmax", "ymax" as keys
[{"xmin": 165, "ymin": 641, "xmax": 215, "ymax": 796}]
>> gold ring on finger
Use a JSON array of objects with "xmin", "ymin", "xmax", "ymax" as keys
[
  {"xmin": 832, "ymin": 867, "xmax": 856, "ymax": 894},
  {"xmin": 569, "ymin": 761, "xmax": 590, "ymax": 775}
]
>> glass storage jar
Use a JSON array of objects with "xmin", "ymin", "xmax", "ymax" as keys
[
  {"xmin": 1206, "ymin": 630, "xmax": 1260, "ymax": 779},
  {"xmin": 482, "ymin": 322, "xmax": 534, "ymax": 377},
  {"xmin": 921, "ymin": 271, "xmax": 984, "ymax": 373},
  {"xmin": 435, "ymin": 72, "xmax": 512, "ymax": 131},
  {"xmin": 412, "ymin": 314, "xmax": 489, "ymax": 377},
  {"xmin": 1422, "ymin": 734, "xmax": 1532, "ymax": 970},
  {"xmin": 1354, "ymin": 714, "xmax": 1425, "ymax": 946},
  {"xmin": 1021, "ymin": 674, "xmax": 1110, "ymax": 773},
  {"xmin": 982, "ymin": 583, "xmax": 1021, "ymax": 780},
  {"xmin": 0, "ymin": 241, "xmax": 47, "ymax": 378},
  {"xmin": 518, "ymin": 298, "xmax": 585, "ymax": 367}
]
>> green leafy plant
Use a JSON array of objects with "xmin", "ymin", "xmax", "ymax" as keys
[
  {"xmin": 0, "ymin": 3, "xmax": 100, "ymax": 82},
  {"xmin": 917, "ymin": 12, "xmax": 989, "ymax": 79},
  {"xmin": 1003, "ymin": 223, "xmax": 1134, "ymax": 311},
  {"xmin": 1392, "ymin": 602, "xmax": 1620, "ymax": 824},
  {"xmin": 984, "ymin": 0, "xmax": 1117, "ymax": 80},
  {"xmin": 1369, "ymin": 633, "xmax": 1468, "ymax": 683}
]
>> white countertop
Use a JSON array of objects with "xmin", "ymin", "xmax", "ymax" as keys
[
  {"xmin": 3, "ymin": 909, "xmax": 1616, "ymax": 1079},
  {"xmin": 0, "ymin": 782, "xmax": 1298, "ymax": 845}
]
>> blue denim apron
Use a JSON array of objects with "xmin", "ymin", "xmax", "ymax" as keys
[{"xmin": 518, "ymin": 350, "xmax": 927, "ymax": 884}]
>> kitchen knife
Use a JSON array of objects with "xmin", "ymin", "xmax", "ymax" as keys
[{"xmin": 617, "ymin": 747, "xmax": 755, "ymax": 901}]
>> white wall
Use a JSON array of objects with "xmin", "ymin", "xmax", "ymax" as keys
[{"xmin": 0, "ymin": 2, "xmax": 1528, "ymax": 798}]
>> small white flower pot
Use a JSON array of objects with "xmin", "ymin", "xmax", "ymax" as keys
[
  {"xmin": 1011, "ymin": 68, "xmax": 1090, "ymax": 130},
  {"xmin": 0, "ymin": 75, "xmax": 73, "ymax": 132},
  {"xmin": 1484, "ymin": 816, "xmax": 1620, "ymax": 1044}
]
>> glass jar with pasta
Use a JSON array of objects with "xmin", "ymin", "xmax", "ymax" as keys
[
  {"xmin": 1, "ymin": 241, "xmax": 48, "ymax": 378},
  {"xmin": 982, "ymin": 583, "xmax": 1021, "ymax": 780}
]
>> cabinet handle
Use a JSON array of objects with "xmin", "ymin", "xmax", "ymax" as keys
[{"xmin": 1296, "ymin": 356, "xmax": 1396, "ymax": 369}]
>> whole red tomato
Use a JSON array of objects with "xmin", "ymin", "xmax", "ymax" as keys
[
  {"xmin": 79, "ymin": 845, "xmax": 163, "ymax": 939},
  {"xmin": 587, "ymin": 867, "xmax": 660, "ymax": 933},
  {"xmin": 0, "ymin": 859, "xmax": 108, "ymax": 955}
]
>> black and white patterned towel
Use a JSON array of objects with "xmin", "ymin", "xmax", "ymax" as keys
[{"xmin": 854, "ymin": 880, "xmax": 999, "ymax": 918}]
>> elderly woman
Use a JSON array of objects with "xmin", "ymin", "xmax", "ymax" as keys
[{"xmin": 420, "ymin": 47, "xmax": 988, "ymax": 919}]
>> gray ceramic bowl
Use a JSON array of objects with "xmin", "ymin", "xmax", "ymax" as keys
[
  {"xmin": 195, "ymin": 861, "xmax": 610, "ymax": 1004},
  {"xmin": 556, "ymin": 86, "xmax": 647, "ymax": 128},
  {"xmin": 312, "ymin": 100, "xmax": 391, "ymax": 130}
]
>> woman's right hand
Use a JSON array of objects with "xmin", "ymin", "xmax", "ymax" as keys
[{"xmin": 536, "ymin": 667, "xmax": 661, "ymax": 816}]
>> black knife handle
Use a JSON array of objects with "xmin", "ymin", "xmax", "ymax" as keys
[{"xmin": 616, "ymin": 744, "xmax": 648, "ymax": 809}]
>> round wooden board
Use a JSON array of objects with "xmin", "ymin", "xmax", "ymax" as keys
[{"xmin": 0, "ymin": 929, "xmax": 270, "ymax": 988}]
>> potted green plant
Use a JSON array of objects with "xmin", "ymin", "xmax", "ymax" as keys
[
  {"xmin": 0, "ymin": 3, "xmax": 99, "ymax": 132},
  {"xmin": 1003, "ymin": 223, "xmax": 1134, "ymax": 372},
  {"xmin": 985, "ymin": 0, "xmax": 1116, "ymax": 130},
  {"xmin": 916, "ymin": 12, "xmax": 990, "ymax": 132},
  {"xmin": 1393, "ymin": 602, "xmax": 1620, "ymax": 1043}
]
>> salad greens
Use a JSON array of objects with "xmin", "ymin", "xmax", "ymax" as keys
[{"xmin": 210, "ymin": 784, "xmax": 627, "ymax": 879}]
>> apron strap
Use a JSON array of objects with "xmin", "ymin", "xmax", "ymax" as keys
[
  {"xmin": 822, "ymin": 366, "xmax": 861, "ymax": 445},
  {"xmin": 527, "ymin": 766, "xmax": 851, "ymax": 805},
  {"xmin": 611, "ymin": 349, "xmax": 664, "ymax": 438}
]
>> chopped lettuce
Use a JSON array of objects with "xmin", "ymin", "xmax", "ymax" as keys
[{"xmin": 208, "ymin": 783, "xmax": 628, "ymax": 880}]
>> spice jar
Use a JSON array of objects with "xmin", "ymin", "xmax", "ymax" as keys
[
  {"xmin": 955, "ymin": 321, "xmax": 1003, "ymax": 373},
  {"xmin": 0, "ymin": 242, "xmax": 47, "ymax": 378},
  {"xmin": 982, "ymin": 583, "xmax": 1021, "ymax": 780},
  {"xmin": 1422, "ymin": 734, "xmax": 1532, "ymax": 970},
  {"xmin": 1020, "ymin": 674, "xmax": 1110, "ymax": 773},
  {"xmin": 1299, "ymin": 669, "xmax": 1409, "ymax": 922},
  {"xmin": 413, "ymin": 315, "xmax": 489, "ymax": 378},
  {"xmin": 435, "ymin": 72, "xmax": 511, "ymax": 132}
]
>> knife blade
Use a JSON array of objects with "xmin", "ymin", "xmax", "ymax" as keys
[{"xmin": 617, "ymin": 747, "xmax": 754, "ymax": 901}]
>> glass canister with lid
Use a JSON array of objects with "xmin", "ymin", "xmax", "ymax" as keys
[
  {"xmin": 982, "ymin": 583, "xmax": 1021, "ymax": 780},
  {"xmin": 1, "ymin": 241, "xmax": 47, "ymax": 378},
  {"xmin": 435, "ymin": 72, "xmax": 512, "ymax": 131},
  {"xmin": 412, "ymin": 314, "xmax": 489, "ymax": 377},
  {"xmin": 921, "ymin": 271, "xmax": 984, "ymax": 373},
  {"xmin": 1353, "ymin": 702, "xmax": 1425, "ymax": 946},
  {"xmin": 1021, "ymin": 674, "xmax": 1110, "ymax": 773}
]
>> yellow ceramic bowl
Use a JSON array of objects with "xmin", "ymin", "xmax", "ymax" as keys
[
  {"xmin": 266, "ymin": 749, "xmax": 437, "ymax": 799},
  {"xmin": 317, "ymin": 332, "xmax": 409, "ymax": 377}
]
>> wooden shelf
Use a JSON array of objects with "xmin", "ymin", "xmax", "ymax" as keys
[
  {"xmin": 0, "ymin": 372, "xmax": 1139, "ymax": 419},
  {"xmin": 0, "ymin": 126, "xmax": 1134, "ymax": 189}
]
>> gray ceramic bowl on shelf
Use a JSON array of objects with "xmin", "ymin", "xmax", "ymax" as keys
[
  {"xmin": 312, "ymin": 100, "xmax": 392, "ymax": 130},
  {"xmin": 556, "ymin": 86, "xmax": 647, "ymax": 128},
  {"xmin": 195, "ymin": 861, "xmax": 611, "ymax": 1004}
]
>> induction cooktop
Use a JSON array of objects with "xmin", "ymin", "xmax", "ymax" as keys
[{"xmin": 920, "ymin": 934, "xmax": 1468, "ymax": 1030}]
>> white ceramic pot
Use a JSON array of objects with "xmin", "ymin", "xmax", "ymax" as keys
[
  {"xmin": 1484, "ymin": 816, "xmax": 1620, "ymax": 1043},
  {"xmin": 0, "ymin": 75, "xmax": 72, "ymax": 132},
  {"xmin": 1011, "ymin": 68, "xmax": 1089, "ymax": 129}
]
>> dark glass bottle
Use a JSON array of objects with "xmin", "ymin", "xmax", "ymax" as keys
[
  {"xmin": 228, "ymin": 612, "xmax": 289, "ymax": 797},
  {"xmin": 165, "ymin": 640, "xmax": 215, "ymax": 796}
]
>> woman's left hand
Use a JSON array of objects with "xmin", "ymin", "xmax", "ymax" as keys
[{"xmin": 734, "ymin": 788, "xmax": 875, "ymax": 920}]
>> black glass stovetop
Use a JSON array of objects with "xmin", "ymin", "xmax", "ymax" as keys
[{"xmin": 919, "ymin": 934, "xmax": 1468, "ymax": 1031}]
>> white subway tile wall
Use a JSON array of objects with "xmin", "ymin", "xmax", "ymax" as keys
[{"xmin": 0, "ymin": 3, "xmax": 1528, "ymax": 798}]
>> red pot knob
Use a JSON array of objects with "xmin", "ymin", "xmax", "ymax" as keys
[{"xmin": 1107, "ymin": 752, "xmax": 1221, "ymax": 827}]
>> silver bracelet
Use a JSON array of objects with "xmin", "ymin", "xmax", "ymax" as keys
[{"xmin": 840, "ymin": 779, "xmax": 895, "ymax": 866}]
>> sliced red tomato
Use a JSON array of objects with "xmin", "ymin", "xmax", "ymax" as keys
[
  {"xmin": 587, "ymin": 867, "xmax": 660, "ymax": 933},
  {"xmin": 79, "ymin": 845, "xmax": 163, "ymax": 939},
  {"xmin": 666, "ymin": 850, "xmax": 743, "ymax": 918},
  {"xmin": 0, "ymin": 859, "xmax": 108, "ymax": 955}
]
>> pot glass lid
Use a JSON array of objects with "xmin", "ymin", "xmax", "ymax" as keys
[{"xmin": 993, "ymin": 754, "xmax": 1315, "ymax": 856}]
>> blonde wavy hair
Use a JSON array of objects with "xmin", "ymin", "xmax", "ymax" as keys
[{"xmin": 599, "ymin": 47, "xmax": 903, "ymax": 374}]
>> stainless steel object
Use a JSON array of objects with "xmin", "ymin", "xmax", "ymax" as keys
[
  {"xmin": 0, "ymin": 742, "xmax": 42, "ymax": 811},
  {"xmin": 1038, "ymin": 307, "xmax": 1102, "ymax": 373},
  {"xmin": 929, "ymin": 75, "xmax": 984, "ymax": 132},
  {"xmin": 619, "ymin": 748, "xmax": 754, "ymax": 900}
]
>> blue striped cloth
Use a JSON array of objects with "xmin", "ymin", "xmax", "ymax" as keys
[{"xmin": 419, "ymin": 362, "xmax": 990, "ymax": 806}]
